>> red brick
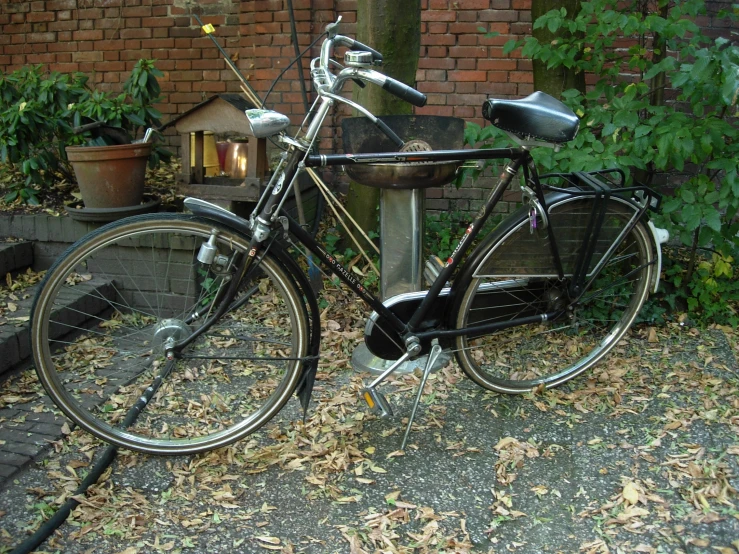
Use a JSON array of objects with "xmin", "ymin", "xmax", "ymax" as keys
[
  {"xmin": 26, "ymin": 12, "xmax": 55, "ymax": 23},
  {"xmin": 27, "ymin": 53, "xmax": 54, "ymax": 63},
  {"xmin": 418, "ymin": 105, "xmax": 454, "ymax": 116},
  {"xmin": 457, "ymin": 34, "xmax": 479, "ymax": 46},
  {"xmin": 457, "ymin": 0, "xmax": 490, "ymax": 8},
  {"xmin": 419, "ymin": 57, "xmax": 454, "ymax": 70},
  {"xmin": 478, "ymin": 59, "xmax": 516, "ymax": 70},
  {"xmin": 47, "ymin": 0, "xmax": 76, "ymax": 9},
  {"xmin": 194, "ymin": 81, "xmax": 227, "ymax": 92},
  {"xmin": 47, "ymin": 41, "xmax": 77, "ymax": 53},
  {"xmin": 422, "ymin": 11, "xmax": 457, "ymax": 22},
  {"xmin": 26, "ymin": 32, "xmax": 56, "ymax": 43},
  {"xmin": 417, "ymin": 81, "xmax": 455, "ymax": 93},
  {"xmin": 508, "ymin": 71, "xmax": 532, "ymax": 83},
  {"xmin": 421, "ymin": 34, "xmax": 456, "ymax": 46},
  {"xmin": 79, "ymin": 8, "xmax": 103, "ymax": 19},
  {"xmin": 142, "ymin": 17, "xmax": 174, "ymax": 28},
  {"xmin": 449, "ymin": 46, "xmax": 488, "ymax": 58},
  {"xmin": 427, "ymin": 22, "xmax": 448, "ymax": 33},
  {"xmin": 168, "ymin": 92, "xmax": 199, "ymax": 104},
  {"xmin": 426, "ymin": 45, "xmax": 448, "ymax": 57},
  {"xmin": 122, "ymin": 6, "xmax": 152, "ymax": 18},
  {"xmin": 49, "ymin": 62, "xmax": 80, "ymax": 72},
  {"xmin": 94, "ymin": 61, "xmax": 127, "ymax": 72},
  {"xmin": 142, "ymin": 38, "xmax": 175, "ymax": 49},
  {"xmin": 449, "ymin": 70, "xmax": 487, "ymax": 81},
  {"xmin": 73, "ymin": 30, "xmax": 103, "ymax": 41},
  {"xmin": 73, "ymin": 51, "xmax": 103, "ymax": 62},
  {"xmin": 48, "ymin": 20, "xmax": 78, "ymax": 32}
]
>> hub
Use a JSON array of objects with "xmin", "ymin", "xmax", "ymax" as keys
[{"xmin": 152, "ymin": 319, "xmax": 192, "ymax": 354}]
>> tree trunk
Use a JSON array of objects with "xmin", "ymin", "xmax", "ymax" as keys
[
  {"xmin": 344, "ymin": 0, "xmax": 421, "ymax": 250},
  {"xmin": 531, "ymin": 0, "xmax": 585, "ymax": 97}
]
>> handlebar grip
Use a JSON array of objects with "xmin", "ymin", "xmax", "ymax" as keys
[
  {"xmin": 382, "ymin": 77, "xmax": 427, "ymax": 108},
  {"xmin": 350, "ymin": 39, "xmax": 383, "ymax": 63}
]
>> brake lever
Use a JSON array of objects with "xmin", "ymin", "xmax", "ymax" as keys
[{"xmin": 325, "ymin": 16, "xmax": 342, "ymax": 38}]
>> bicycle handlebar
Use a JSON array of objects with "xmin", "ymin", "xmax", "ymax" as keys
[
  {"xmin": 344, "ymin": 38, "xmax": 384, "ymax": 64},
  {"xmin": 316, "ymin": 23, "xmax": 426, "ymax": 109}
]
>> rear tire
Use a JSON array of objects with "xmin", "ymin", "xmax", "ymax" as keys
[
  {"xmin": 453, "ymin": 198, "xmax": 653, "ymax": 393},
  {"xmin": 31, "ymin": 214, "xmax": 309, "ymax": 455}
]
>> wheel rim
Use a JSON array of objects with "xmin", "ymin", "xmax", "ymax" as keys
[
  {"xmin": 32, "ymin": 217, "xmax": 307, "ymax": 454},
  {"xmin": 455, "ymin": 200, "xmax": 652, "ymax": 393}
]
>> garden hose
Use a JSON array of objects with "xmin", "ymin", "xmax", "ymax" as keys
[{"xmin": 10, "ymin": 360, "xmax": 174, "ymax": 554}]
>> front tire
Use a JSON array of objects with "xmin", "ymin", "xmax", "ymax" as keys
[{"xmin": 31, "ymin": 214, "xmax": 309, "ymax": 455}]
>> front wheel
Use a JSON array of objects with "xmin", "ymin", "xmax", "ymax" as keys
[
  {"xmin": 31, "ymin": 214, "xmax": 309, "ymax": 455},
  {"xmin": 453, "ymin": 198, "xmax": 653, "ymax": 394}
]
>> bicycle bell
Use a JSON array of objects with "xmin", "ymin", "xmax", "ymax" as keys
[{"xmin": 344, "ymin": 50, "xmax": 373, "ymax": 68}]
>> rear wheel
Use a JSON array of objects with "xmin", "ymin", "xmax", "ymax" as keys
[
  {"xmin": 453, "ymin": 198, "xmax": 653, "ymax": 393},
  {"xmin": 31, "ymin": 214, "xmax": 309, "ymax": 455}
]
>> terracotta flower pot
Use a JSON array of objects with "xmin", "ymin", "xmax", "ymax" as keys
[{"xmin": 66, "ymin": 142, "xmax": 152, "ymax": 208}]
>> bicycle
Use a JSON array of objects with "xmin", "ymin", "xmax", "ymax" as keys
[{"xmin": 30, "ymin": 18, "xmax": 668, "ymax": 455}]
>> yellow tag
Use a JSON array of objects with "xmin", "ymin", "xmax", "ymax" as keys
[
  {"xmin": 202, "ymin": 23, "xmax": 215, "ymax": 34},
  {"xmin": 363, "ymin": 392, "xmax": 375, "ymax": 409}
]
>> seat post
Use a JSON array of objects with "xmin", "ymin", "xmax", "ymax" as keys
[{"xmin": 379, "ymin": 187, "xmax": 425, "ymax": 300}]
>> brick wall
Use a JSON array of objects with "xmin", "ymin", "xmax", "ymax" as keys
[{"xmin": 0, "ymin": 0, "xmax": 732, "ymax": 215}]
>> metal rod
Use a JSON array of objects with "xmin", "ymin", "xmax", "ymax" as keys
[
  {"xmin": 286, "ymin": 0, "xmax": 310, "ymax": 113},
  {"xmin": 306, "ymin": 147, "xmax": 522, "ymax": 167},
  {"xmin": 369, "ymin": 352, "xmax": 412, "ymax": 388},
  {"xmin": 192, "ymin": 13, "xmax": 263, "ymax": 108}
]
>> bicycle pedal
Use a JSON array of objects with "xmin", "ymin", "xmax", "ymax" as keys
[{"xmin": 361, "ymin": 387, "xmax": 393, "ymax": 418}]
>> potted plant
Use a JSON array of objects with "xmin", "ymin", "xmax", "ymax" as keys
[
  {"xmin": 64, "ymin": 59, "xmax": 170, "ymax": 212},
  {"xmin": 0, "ymin": 60, "xmax": 169, "ymax": 209}
]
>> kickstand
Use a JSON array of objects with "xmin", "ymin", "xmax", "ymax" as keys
[{"xmin": 401, "ymin": 339, "xmax": 442, "ymax": 451}]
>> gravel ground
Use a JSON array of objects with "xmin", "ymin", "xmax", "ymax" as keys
[{"xmin": 1, "ymin": 322, "xmax": 738, "ymax": 554}]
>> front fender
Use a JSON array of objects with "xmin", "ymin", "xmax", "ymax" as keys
[{"xmin": 184, "ymin": 197, "xmax": 321, "ymax": 414}]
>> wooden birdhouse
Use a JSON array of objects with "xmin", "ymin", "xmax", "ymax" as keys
[{"xmin": 162, "ymin": 94, "xmax": 267, "ymax": 208}]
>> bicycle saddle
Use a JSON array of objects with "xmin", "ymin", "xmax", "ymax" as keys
[{"xmin": 482, "ymin": 91, "xmax": 579, "ymax": 144}]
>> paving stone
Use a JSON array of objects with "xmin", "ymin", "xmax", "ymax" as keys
[
  {"xmin": 1, "ymin": 428, "xmax": 50, "ymax": 447},
  {"xmin": 0, "ymin": 408, "xmax": 21, "ymax": 422},
  {"xmin": 0, "ymin": 441, "xmax": 43, "ymax": 459},
  {"xmin": 0, "ymin": 463, "xmax": 17, "ymax": 478},
  {"xmin": 3, "ymin": 420, "xmax": 34, "ymax": 432},
  {"xmin": 16, "ymin": 410, "xmax": 65, "ymax": 426},
  {"xmin": 0, "ymin": 241, "xmax": 33, "ymax": 275},
  {"xmin": 28, "ymin": 423, "xmax": 63, "ymax": 437},
  {"xmin": 0, "ymin": 451, "xmax": 31, "ymax": 467}
]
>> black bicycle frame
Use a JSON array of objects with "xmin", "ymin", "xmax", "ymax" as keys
[{"xmin": 294, "ymin": 146, "xmax": 565, "ymax": 342}]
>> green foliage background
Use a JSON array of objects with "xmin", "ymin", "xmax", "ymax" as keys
[{"xmin": 470, "ymin": 0, "xmax": 739, "ymax": 325}]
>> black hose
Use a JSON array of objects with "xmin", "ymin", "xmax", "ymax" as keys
[
  {"xmin": 10, "ymin": 360, "xmax": 174, "ymax": 554},
  {"xmin": 10, "ymin": 444, "xmax": 118, "ymax": 554}
]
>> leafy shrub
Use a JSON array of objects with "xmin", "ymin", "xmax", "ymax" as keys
[
  {"xmin": 469, "ymin": 0, "xmax": 739, "ymax": 325},
  {"xmin": 0, "ymin": 59, "xmax": 169, "ymax": 204}
]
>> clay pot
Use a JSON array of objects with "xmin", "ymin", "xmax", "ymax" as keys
[{"xmin": 66, "ymin": 142, "xmax": 152, "ymax": 208}]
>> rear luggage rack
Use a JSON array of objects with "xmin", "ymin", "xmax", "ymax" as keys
[{"xmin": 539, "ymin": 168, "xmax": 662, "ymax": 212}]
